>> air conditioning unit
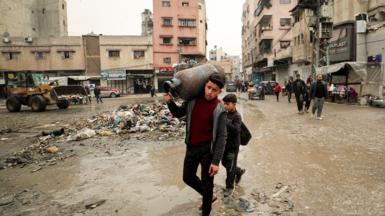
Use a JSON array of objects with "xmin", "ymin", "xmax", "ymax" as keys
[
  {"xmin": 2, "ymin": 37, "xmax": 10, "ymax": 43},
  {"xmin": 25, "ymin": 36, "xmax": 33, "ymax": 43}
]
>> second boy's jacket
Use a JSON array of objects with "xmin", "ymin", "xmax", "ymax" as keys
[
  {"xmin": 225, "ymin": 111, "xmax": 241, "ymax": 151},
  {"xmin": 167, "ymin": 98, "xmax": 227, "ymax": 165}
]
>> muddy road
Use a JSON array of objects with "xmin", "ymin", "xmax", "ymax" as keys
[{"xmin": 0, "ymin": 94, "xmax": 384, "ymax": 215}]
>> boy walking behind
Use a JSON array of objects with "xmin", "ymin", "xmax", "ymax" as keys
[
  {"xmin": 164, "ymin": 72, "xmax": 227, "ymax": 216},
  {"xmin": 222, "ymin": 94, "xmax": 246, "ymax": 197}
]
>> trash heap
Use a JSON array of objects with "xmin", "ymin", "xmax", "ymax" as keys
[{"xmin": 67, "ymin": 103, "xmax": 185, "ymax": 141}]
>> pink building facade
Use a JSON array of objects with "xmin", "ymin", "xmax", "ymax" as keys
[{"xmin": 153, "ymin": 0, "xmax": 207, "ymax": 82}]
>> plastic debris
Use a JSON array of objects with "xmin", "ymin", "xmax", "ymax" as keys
[
  {"xmin": 67, "ymin": 103, "xmax": 185, "ymax": 141},
  {"xmin": 67, "ymin": 128, "xmax": 96, "ymax": 141}
]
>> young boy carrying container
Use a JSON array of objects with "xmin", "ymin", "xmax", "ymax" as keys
[{"xmin": 222, "ymin": 94, "xmax": 246, "ymax": 197}]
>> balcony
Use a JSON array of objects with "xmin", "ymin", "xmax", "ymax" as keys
[{"xmin": 258, "ymin": 15, "xmax": 273, "ymax": 39}]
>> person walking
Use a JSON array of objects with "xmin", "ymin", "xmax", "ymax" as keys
[
  {"xmin": 85, "ymin": 86, "xmax": 92, "ymax": 104},
  {"xmin": 285, "ymin": 79, "xmax": 293, "ymax": 103},
  {"xmin": 94, "ymin": 86, "xmax": 103, "ymax": 104},
  {"xmin": 221, "ymin": 94, "xmax": 246, "ymax": 197},
  {"xmin": 164, "ymin": 72, "xmax": 227, "ymax": 216},
  {"xmin": 150, "ymin": 85, "xmax": 156, "ymax": 97},
  {"xmin": 310, "ymin": 74, "xmax": 328, "ymax": 120},
  {"xmin": 304, "ymin": 83, "xmax": 311, "ymax": 113},
  {"xmin": 292, "ymin": 74, "xmax": 307, "ymax": 114},
  {"xmin": 274, "ymin": 83, "xmax": 282, "ymax": 102}
]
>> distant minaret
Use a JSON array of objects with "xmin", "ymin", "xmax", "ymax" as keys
[{"xmin": 141, "ymin": 9, "xmax": 153, "ymax": 36}]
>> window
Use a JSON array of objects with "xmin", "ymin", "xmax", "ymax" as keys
[
  {"xmin": 280, "ymin": 0, "xmax": 291, "ymax": 4},
  {"xmin": 178, "ymin": 19, "xmax": 196, "ymax": 27},
  {"xmin": 178, "ymin": 37, "xmax": 197, "ymax": 46},
  {"xmin": 133, "ymin": 50, "xmax": 145, "ymax": 59},
  {"xmin": 42, "ymin": 8, "xmax": 45, "ymax": 14},
  {"xmin": 162, "ymin": 17, "xmax": 173, "ymax": 26},
  {"xmin": 163, "ymin": 57, "xmax": 171, "ymax": 64},
  {"xmin": 35, "ymin": 52, "xmax": 45, "ymax": 60},
  {"xmin": 182, "ymin": 1, "xmax": 189, "ymax": 7},
  {"xmin": 162, "ymin": 1, "xmax": 171, "ymax": 7},
  {"xmin": 5, "ymin": 52, "xmax": 18, "ymax": 60},
  {"xmin": 161, "ymin": 37, "xmax": 172, "ymax": 44},
  {"xmin": 63, "ymin": 20, "xmax": 66, "ymax": 27},
  {"xmin": 63, "ymin": 51, "xmax": 71, "ymax": 59},
  {"xmin": 62, "ymin": 4, "xmax": 65, "ymax": 10},
  {"xmin": 108, "ymin": 50, "xmax": 120, "ymax": 58},
  {"xmin": 198, "ymin": 5, "xmax": 202, "ymax": 9},
  {"xmin": 280, "ymin": 18, "xmax": 291, "ymax": 27}
]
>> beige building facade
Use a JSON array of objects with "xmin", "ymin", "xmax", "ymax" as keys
[{"xmin": 0, "ymin": 0, "xmax": 68, "ymax": 38}]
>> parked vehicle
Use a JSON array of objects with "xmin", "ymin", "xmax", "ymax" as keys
[
  {"xmin": 97, "ymin": 86, "xmax": 121, "ymax": 98},
  {"xmin": 248, "ymin": 83, "xmax": 265, "ymax": 100},
  {"xmin": 226, "ymin": 82, "xmax": 237, "ymax": 92}
]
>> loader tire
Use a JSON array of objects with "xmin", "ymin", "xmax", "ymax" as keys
[
  {"xmin": 31, "ymin": 95, "xmax": 47, "ymax": 112},
  {"xmin": 6, "ymin": 96, "xmax": 21, "ymax": 112},
  {"xmin": 57, "ymin": 100, "xmax": 69, "ymax": 109}
]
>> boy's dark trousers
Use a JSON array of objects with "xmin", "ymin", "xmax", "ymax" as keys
[
  {"xmin": 221, "ymin": 149, "xmax": 241, "ymax": 189},
  {"xmin": 275, "ymin": 92, "xmax": 279, "ymax": 102},
  {"xmin": 183, "ymin": 144, "xmax": 214, "ymax": 216}
]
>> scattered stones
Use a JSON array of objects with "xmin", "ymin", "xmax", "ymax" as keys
[
  {"xmin": 85, "ymin": 199, "xmax": 106, "ymax": 209},
  {"xmin": 0, "ymin": 194, "xmax": 14, "ymax": 206},
  {"xmin": 46, "ymin": 146, "xmax": 59, "ymax": 154}
]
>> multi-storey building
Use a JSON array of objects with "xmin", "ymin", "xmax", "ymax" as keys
[
  {"xmin": 242, "ymin": 0, "xmax": 297, "ymax": 85},
  {"xmin": 152, "ymin": 0, "xmax": 207, "ymax": 91},
  {"xmin": 142, "ymin": 9, "xmax": 154, "ymax": 36},
  {"xmin": 209, "ymin": 46, "xmax": 226, "ymax": 61},
  {"xmin": 315, "ymin": 0, "xmax": 385, "ymax": 98},
  {"xmin": 0, "ymin": 0, "xmax": 68, "ymax": 38}
]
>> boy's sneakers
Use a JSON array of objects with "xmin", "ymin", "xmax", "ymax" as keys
[
  {"xmin": 316, "ymin": 116, "xmax": 323, "ymax": 120},
  {"xmin": 235, "ymin": 169, "xmax": 246, "ymax": 184},
  {"xmin": 223, "ymin": 188, "xmax": 234, "ymax": 197}
]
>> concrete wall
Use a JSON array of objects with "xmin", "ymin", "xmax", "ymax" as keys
[
  {"xmin": 333, "ymin": 0, "xmax": 368, "ymax": 24},
  {"xmin": 0, "ymin": 0, "xmax": 67, "ymax": 38},
  {"xmin": 292, "ymin": 9, "xmax": 314, "ymax": 63},
  {"xmin": 0, "ymin": 36, "xmax": 84, "ymax": 72},
  {"xmin": 99, "ymin": 36, "xmax": 153, "ymax": 70}
]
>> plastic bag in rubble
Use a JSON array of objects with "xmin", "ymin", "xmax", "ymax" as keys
[{"xmin": 67, "ymin": 128, "xmax": 96, "ymax": 141}]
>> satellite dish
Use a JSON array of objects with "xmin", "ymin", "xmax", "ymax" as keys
[{"xmin": 3, "ymin": 32, "xmax": 10, "ymax": 37}]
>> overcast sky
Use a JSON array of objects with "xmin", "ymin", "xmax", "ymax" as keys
[{"xmin": 67, "ymin": 0, "xmax": 243, "ymax": 56}]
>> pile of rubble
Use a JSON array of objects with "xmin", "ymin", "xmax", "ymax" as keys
[
  {"xmin": 67, "ymin": 103, "xmax": 185, "ymax": 141},
  {"xmin": 0, "ymin": 103, "xmax": 185, "ymax": 169},
  {"xmin": 215, "ymin": 183, "xmax": 297, "ymax": 215}
]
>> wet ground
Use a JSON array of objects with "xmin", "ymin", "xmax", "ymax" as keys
[{"xmin": 0, "ymin": 93, "xmax": 385, "ymax": 215}]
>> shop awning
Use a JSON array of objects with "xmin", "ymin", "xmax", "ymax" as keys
[
  {"xmin": 316, "ymin": 62, "xmax": 367, "ymax": 79},
  {"xmin": 68, "ymin": 76, "xmax": 100, "ymax": 81}
]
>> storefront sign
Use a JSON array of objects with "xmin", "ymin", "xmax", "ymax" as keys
[
  {"xmin": 329, "ymin": 22, "xmax": 356, "ymax": 63},
  {"xmin": 101, "ymin": 70, "xmax": 126, "ymax": 80}
]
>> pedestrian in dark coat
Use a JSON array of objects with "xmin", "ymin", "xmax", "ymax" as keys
[
  {"xmin": 310, "ymin": 74, "xmax": 328, "ymax": 120},
  {"xmin": 292, "ymin": 74, "xmax": 307, "ymax": 114}
]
